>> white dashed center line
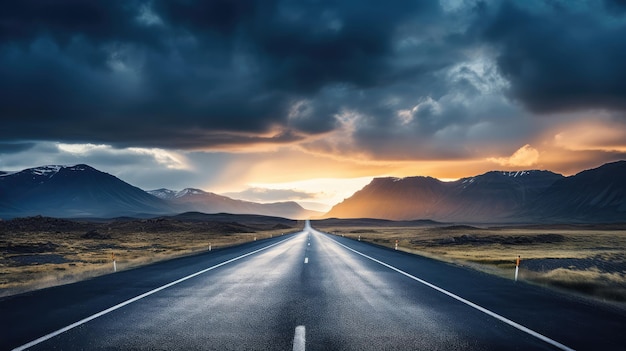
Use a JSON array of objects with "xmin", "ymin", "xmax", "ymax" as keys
[{"xmin": 293, "ymin": 325, "xmax": 306, "ymax": 351}]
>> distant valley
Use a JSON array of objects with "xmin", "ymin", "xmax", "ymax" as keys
[{"xmin": 147, "ymin": 188, "xmax": 320, "ymax": 220}]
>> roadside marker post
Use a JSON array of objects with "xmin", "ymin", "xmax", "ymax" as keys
[
  {"xmin": 515, "ymin": 255, "xmax": 520, "ymax": 282},
  {"xmin": 395, "ymin": 240, "xmax": 398, "ymax": 250},
  {"xmin": 13, "ymin": 236, "xmax": 296, "ymax": 351},
  {"xmin": 328, "ymin": 236, "xmax": 577, "ymax": 351},
  {"xmin": 111, "ymin": 253, "xmax": 116, "ymax": 273},
  {"xmin": 209, "ymin": 243, "xmax": 212, "ymax": 251},
  {"xmin": 358, "ymin": 235, "xmax": 361, "ymax": 241}
]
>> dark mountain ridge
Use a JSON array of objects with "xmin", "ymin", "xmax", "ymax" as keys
[
  {"xmin": 524, "ymin": 161, "xmax": 626, "ymax": 222},
  {"xmin": 0, "ymin": 165, "xmax": 173, "ymax": 218},
  {"xmin": 0, "ymin": 165, "xmax": 320, "ymax": 220},
  {"xmin": 325, "ymin": 161, "xmax": 626, "ymax": 223}
]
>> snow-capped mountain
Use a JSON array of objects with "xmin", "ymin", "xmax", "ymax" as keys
[
  {"xmin": 148, "ymin": 188, "xmax": 208, "ymax": 200},
  {"xmin": 0, "ymin": 164, "xmax": 320, "ymax": 219},
  {"xmin": 148, "ymin": 188, "xmax": 180, "ymax": 200},
  {"xmin": 324, "ymin": 161, "xmax": 626, "ymax": 223},
  {"xmin": 0, "ymin": 164, "xmax": 174, "ymax": 218}
]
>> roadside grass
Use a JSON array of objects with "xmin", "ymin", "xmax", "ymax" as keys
[
  {"xmin": 4, "ymin": 220, "xmax": 625, "ymax": 304},
  {"xmin": 318, "ymin": 225, "xmax": 626, "ymax": 303},
  {"xmin": 0, "ymin": 228, "xmax": 292, "ymax": 297}
]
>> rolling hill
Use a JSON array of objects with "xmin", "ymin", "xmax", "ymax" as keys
[{"xmin": 148, "ymin": 188, "xmax": 321, "ymax": 219}]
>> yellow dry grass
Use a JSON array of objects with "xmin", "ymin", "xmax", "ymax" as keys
[
  {"xmin": 320, "ymin": 225, "xmax": 626, "ymax": 302},
  {"xmin": 0, "ymin": 228, "xmax": 292, "ymax": 297},
  {"xmin": 4, "ymin": 222, "xmax": 625, "ymax": 303}
]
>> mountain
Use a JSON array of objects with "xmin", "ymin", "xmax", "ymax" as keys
[
  {"xmin": 444, "ymin": 170, "xmax": 565, "ymax": 222},
  {"xmin": 524, "ymin": 161, "xmax": 626, "ymax": 222},
  {"xmin": 4, "ymin": 161, "xmax": 624, "ymax": 222},
  {"xmin": 324, "ymin": 176, "xmax": 450, "ymax": 221},
  {"xmin": 0, "ymin": 165, "xmax": 320, "ymax": 219},
  {"xmin": 147, "ymin": 188, "xmax": 321, "ymax": 219},
  {"xmin": 147, "ymin": 188, "xmax": 180, "ymax": 200},
  {"xmin": 326, "ymin": 170, "xmax": 565, "ymax": 222},
  {"xmin": 328, "ymin": 162, "xmax": 626, "ymax": 223},
  {"xmin": 0, "ymin": 165, "xmax": 173, "ymax": 218}
]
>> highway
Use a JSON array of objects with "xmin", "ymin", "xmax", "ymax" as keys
[{"xmin": 1, "ymin": 221, "xmax": 625, "ymax": 350}]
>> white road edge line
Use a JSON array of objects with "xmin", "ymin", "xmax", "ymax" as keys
[
  {"xmin": 12, "ymin": 235, "xmax": 298, "ymax": 351},
  {"xmin": 293, "ymin": 325, "xmax": 306, "ymax": 351},
  {"xmin": 326, "ymin": 234, "xmax": 576, "ymax": 351}
]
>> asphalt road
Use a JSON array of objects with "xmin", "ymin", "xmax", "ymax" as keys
[{"xmin": 1, "ymin": 221, "xmax": 625, "ymax": 350}]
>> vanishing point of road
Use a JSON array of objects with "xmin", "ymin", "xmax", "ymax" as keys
[{"xmin": 1, "ymin": 221, "xmax": 625, "ymax": 350}]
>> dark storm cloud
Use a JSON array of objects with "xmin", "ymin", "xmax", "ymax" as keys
[
  {"xmin": 0, "ymin": 142, "xmax": 35, "ymax": 153},
  {"xmin": 604, "ymin": 0, "xmax": 626, "ymax": 12},
  {"xmin": 0, "ymin": 0, "xmax": 442, "ymax": 149},
  {"xmin": 126, "ymin": 128, "xmax": 306, "ymax": 150},
  {"xmin": 477, "ymin": 1, "xmax": 626, "ymax": 113},
  {"xmin": 0, "ymin": 1, "xmax": 155, "ymax": 46},
  {"xmin": 156, "ymin": 0, "xmax": 439, "ymax": 92},
  {"xmin": 2, "ymin": 0, "xmax": 625, "ymax": 156}
]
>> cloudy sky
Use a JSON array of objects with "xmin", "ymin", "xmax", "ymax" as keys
[{"xmin": 2, "ymin": 0, "xmax": 626, "ymax": 211}]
